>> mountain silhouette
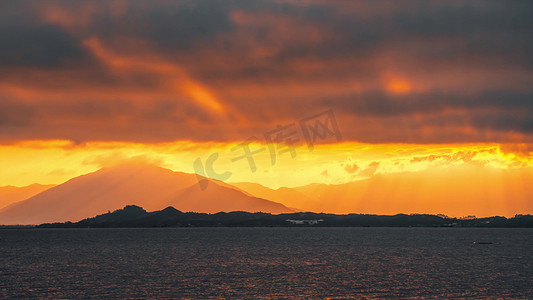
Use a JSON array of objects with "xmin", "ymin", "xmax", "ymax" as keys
[
  {"xmin": 235, "ymin": 166, "xmax": 533, "ymax": 217},
  {"xmin": 231, "ymin": 182, "xmax": 317, "ymax": 211},
  {"xmin": 0, "ymin": 183, "xmax": 55, "ymax": 210},
  {"xmin": 0, "ymin": 164, "xmax": 293, "ymax": 225}
]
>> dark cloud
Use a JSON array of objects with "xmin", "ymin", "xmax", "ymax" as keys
[
  {"xmin": 327, "ymin": 90, "xmax": 533, "ymax": 117},
  {"xmin": 0, "ymin": 99, "xmax": 35, "ymax": 127},
  {"xmin": 471, "ymin": 111, "xmax": 533, "ymax": 134},
  {"xmin": 0, "ymin": 21, "xmax": 87, "ymax": 68},
  {"xmin": 95, "ymin": 1, "xmax": 236, "ymax": 50},
  {"xmin": 0, "ymin": 0, "xmax": 532, "ymax": 143}
]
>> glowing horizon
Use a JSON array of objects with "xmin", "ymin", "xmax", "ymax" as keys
[{"xmin": 1, "ymin": 139, "xmax": 531, "ymax": 187}]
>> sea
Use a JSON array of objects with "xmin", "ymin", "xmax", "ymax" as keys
[{"xmin": 0, "ymin": 227, "xmax": 532, "ymax": 299}]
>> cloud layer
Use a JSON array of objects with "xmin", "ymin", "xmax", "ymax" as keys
[{"xmin": 1, "ymin": 0, "xmax": 533, "ymax": 143}]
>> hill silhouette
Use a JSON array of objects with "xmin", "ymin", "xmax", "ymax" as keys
[{"xmin": 38, "ymin": 205, "xmax": 533, "ymax": 228}]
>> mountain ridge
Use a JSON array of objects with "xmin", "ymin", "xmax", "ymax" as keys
[
  {"xmin": 234, "ymin": 167, "xmax": 533, "ymax": 218},
  {"xmin": 0, "ymin": 164, "xmax": 293, "ymax": 225},
  {"xmin": 0, "ymin": 183, "xmax": 56, "ymax": 211}
]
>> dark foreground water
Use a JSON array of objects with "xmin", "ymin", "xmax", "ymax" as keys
[{"xmin": 0, "ymin": 228, "xmax": 532, "ymax": 299}]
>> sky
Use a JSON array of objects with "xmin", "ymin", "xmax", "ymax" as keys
[{"xmin": 1, "ymin": 0, "xmax": 533, "ymax": 204}]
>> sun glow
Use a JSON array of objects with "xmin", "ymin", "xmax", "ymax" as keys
[
  {"xmin": 1, "ymin": 140, "xmax": 531, "ymax": 189},
  {"xmin": 386, "ymin": 78, "xmax": 412, "ymax": 94}
]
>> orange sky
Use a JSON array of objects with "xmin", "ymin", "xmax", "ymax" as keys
[
  {"xmin": 1, "ymin": 140, "xmax": 531, "ymax": 188},
  {"xmin": 1, "ymin": 1, "xmax": 533, "ymax": 216}
]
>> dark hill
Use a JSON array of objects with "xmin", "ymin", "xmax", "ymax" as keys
[{"xmin": 38, "ymin": 206, "xmax": 533, "ymax": 228}]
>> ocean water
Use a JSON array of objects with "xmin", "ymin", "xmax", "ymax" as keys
[{"xmin": 0, "ymin": 228, "xmax": 532, "ymax": 299}]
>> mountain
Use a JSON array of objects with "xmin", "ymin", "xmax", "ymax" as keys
[
  {"xmin": 0, "ymin": 183, "xmax": 55, "ymax": 210},
  {"xmin": 38, "ymin": 205, "xmax": 533, "ymax": 228},
  {"xmin": 0, "ymin": 164, "xmax": 293, "ymax": 225},
  {"xmin": 235, "ymin": 166, "xmax": 533, "ymax": 217},
  {"xmin": 230, "ymin": 182, "xmax": 316, "ymax": 211}
]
